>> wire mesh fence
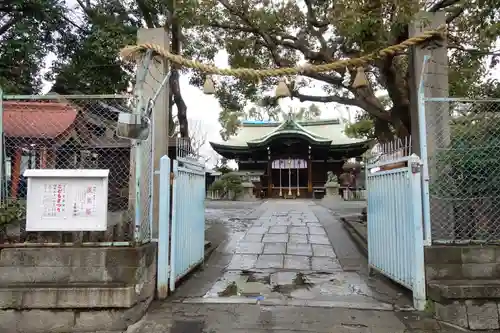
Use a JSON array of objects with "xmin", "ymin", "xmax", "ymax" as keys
[
  {"xmin": 424, "ymin": 99, "xmax": 500, "ymax": 243},
  {"xmin": 0, "ymin": 94, "xmax": 140, "ymax": 244},
  {"xmin": 419, "ymin": 55, "xmax": 500, "ymax": 243}
]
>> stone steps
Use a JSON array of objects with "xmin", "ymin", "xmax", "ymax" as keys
[
  {"xmin": 0, "ymin": 282, "xmax": 137, "ymax": 309},
  {"xmin": 428, "ymin": 279, "xmax": 500, "ymax": 301}
]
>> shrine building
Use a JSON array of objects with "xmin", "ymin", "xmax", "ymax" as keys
[{"xmin": 209, "ymin": 115, "xmax": 372, "ymax": 198}]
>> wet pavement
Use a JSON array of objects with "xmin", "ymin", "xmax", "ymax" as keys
[
  {"xmin": 128, "ymin": 200, "xmax": 457, "ymax": 333},
  {"xmin": 178, "ymin": 200, "xmax": 404, "ymax": 311}
]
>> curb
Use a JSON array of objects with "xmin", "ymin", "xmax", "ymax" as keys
[
  {"xmin": 204, "ymin": 240, "xmax": 216, "ymax": 261},
  {"xmin": 340, "ymin": 217, "xmax": 368, "ymax": 257}
]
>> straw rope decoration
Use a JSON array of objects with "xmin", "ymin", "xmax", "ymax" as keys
[{"xmin": 120, "ymin": 25, "xmax": 446, "ymax": 79}]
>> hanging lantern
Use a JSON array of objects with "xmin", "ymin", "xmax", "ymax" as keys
[
  {"xmin": 203, "ymin": 76, "xmax": 216, "ymax": 95},
  {"xmin": 275, "ymin": 79, "xmax": 291, "ymax": 98},
  {"xmin": 352, "ymin": 67, "xmax": 369, "ymax": 89}
]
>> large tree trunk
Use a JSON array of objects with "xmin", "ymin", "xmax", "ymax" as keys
[
  {"xmin": 373, "ymin": 118, "xmax": 394, "ymax": 143},
  {"xmin": 168, "ymin": 5, "xmax": 189, "ymax": 139}
]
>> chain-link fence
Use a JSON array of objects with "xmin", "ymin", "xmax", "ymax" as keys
[
  {"xmin": 0, "ymin": 93, "xmax": 139, "ymax": 244},
  {"xmin": 424, "ymin": 99, "xmax": 500, "ymax": 243},
  {"xmin": 420, "ymin": 56, "xmax": 500, "ymax": 243}
]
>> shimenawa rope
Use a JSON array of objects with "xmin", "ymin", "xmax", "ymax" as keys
[{"xmin": 119, "ymin": 25, "xmax": 446, "ymax": 79}]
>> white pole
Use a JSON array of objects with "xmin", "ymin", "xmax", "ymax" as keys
[
  {"xmin": 279, "ymin": 159, "xmax": 282, "ymax": 197},
  {"xmin": 296, "ymin": 159, "xmax": 300, "ymax": 196},
  {"xmin": 288, "ymin": 157, "xmax": 292, "ymax": 196}
]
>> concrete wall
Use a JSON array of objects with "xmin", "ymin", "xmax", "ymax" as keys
[
  {"xmin": 0, "ymin": 243, "xmax": 157, "ymax": 332},
  {"xmin": 425, "ymin": 245, "xmax": 500, "ymax": 330},
  {"xmin": 425, "ymin": 245, "xmax": 500, "ymax": 281}
]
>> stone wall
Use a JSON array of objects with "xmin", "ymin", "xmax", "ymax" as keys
[
  {"xmin": 0, "ymin": 243, "xmax": 157, "ymax": 332},
  {"xmin": 425, "ymin": 245, "xmax": 500, "ymax": 330}
]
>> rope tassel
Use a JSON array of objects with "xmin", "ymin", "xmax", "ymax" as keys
[
  {"xmin": 203, "ymin": 76, "xmax": 216, "ymax": 95},
  {"xmin": 352, "ymin": 67, "xmax": 369, "ymax": 89},
  {"xmin": 275, "ymin": 79, "xmax": 291, "ymax": 98}
]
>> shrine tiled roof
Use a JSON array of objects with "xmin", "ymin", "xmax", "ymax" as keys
[
  {"xmin": 3, "ymin": 101, "xmax": 77, "ymax": 139},
  {"xmin": 210, "ymin": 118, "xmax": 370, "ymax": 149}
]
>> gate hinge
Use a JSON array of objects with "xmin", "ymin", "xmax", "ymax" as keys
[
  {"xmin": 411, "ymin": 162, "xmax": 421, "ymax": 174},
  {"xmin": 170, "ymin": 172, "xmax": 175, "ymax": 185}
]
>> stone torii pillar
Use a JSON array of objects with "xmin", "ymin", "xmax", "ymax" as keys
[
  {"xmin": 409, "ymin": 11, "xmax": 453, "ymax": 242},
  {"xmin": 128, "ymin": 28, "xmax": 170, "ymax": 241}
]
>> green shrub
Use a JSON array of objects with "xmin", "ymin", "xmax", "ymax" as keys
[
  {"xmin": 209, "ymin": 173, "xmax": 244, "ymax": 200},
  {"xmin": 0, "ymin": 200, "xmax": 25, "ymax": 226}
]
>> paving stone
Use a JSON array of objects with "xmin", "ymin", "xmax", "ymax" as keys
[
  {"xmin": 268, "ymin": 226, "xmax": 287, "ymax": 234},
  {"xmin": 287, "ymin": 243, "xmax": 313, "ymax": 256},
  {"xmin": 270, "ymin": 271, "xmax": 297, "ymax": 286},
  {"xmin": 284, "ymin": 255, "xmax": 311, "ymax": 270},
  {"xmin": 263, "ymin": 243, "xmax": 286, "ymax": 255},
  {"xmin": 308, "ymin": 226, "xmax": 326, "ymax": 235},
  {"xmin": 307, "ymin": 222, "xmax": 322, "ymax": 227},
  {"xmin": 239, "ymin": 282, "xmax": 269, "ymax": 296},
  {"xmin": 289, "ymin": 226, "xmax": 308, "ymax": 234},
  {"xmin": 312, "ymin": 244, "xmax": 336, "ymax": 257},
  {"xmin": 247, "ymin": 226, "xmax": 268, "ymax": 234},
  {"xmin": 235, "ymin": 242, "xmax": 264, "ymax": 255},
  {"xmin": 291, "ymin": 220, "xmax": 307, "ymax": 226},
  {"xmin": 466, "ymin": 300, "xmax": 499, "ymax": 330},
  {"xmin": 227, "ymin": 254, "xmax": 258, "ymax": 270},
  {"xmin": 276, "ymin": 222, "xmax": 292, "ymax": 227},
  {"xmin": 311, "ymin": 257, "xmax": 342, "ymax": 271},
  {"xmin": 243, "ymin": 233, "xmax": 263, "ymax": 242},
  {"xmin": 308, "ymin": 234, "xmax": 331, "ymax": 245},
  {"xmin": 255, "ymin": 255, "xmax": 284, "ymax": 269},
  {"xmin": 289, "ymin": 234, "xmax": 308, "ymax": 243},
  {"xmin": 262, "ymin": 233, "xmax": 288, "ymax": 243}
]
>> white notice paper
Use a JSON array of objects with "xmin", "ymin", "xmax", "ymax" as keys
[
  {"xmin": 72, "ymin": 185, "xmax": 98, "ymax": 217},
  {"xmin": 41, "ymin": 183, "xmax": 67, "ymax": 218}
]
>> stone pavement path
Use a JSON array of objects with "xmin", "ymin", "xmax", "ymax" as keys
[
  {"xmin": 180, "ymin": 200, "xmax": 396, "ymax": 311},
  {"xmin": 128, "ymin": 200, "xmax": 461, "ymax": 333},
  {"xmin": 227, "ymin": 201, "xmax": 339, "ymax": 272}
]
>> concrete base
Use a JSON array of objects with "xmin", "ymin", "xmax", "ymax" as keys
[
  {"xmin": 324, "ymin": 183, "xmax": 340, "ymax": 199},
  {"xmin": 0, "ymin": 243, "xmax": 157, "ymax": 333},
  {"xmin": 425, "ymin": 245, "xmax": 500, "ymax": 330},
  {"xmin": 433, "ymin": 299, "xmax": 500, "ymax": 330},
  {"xmin": 0, "ymin": 297, "xmax": 152, "ymax": 333},
  {"xmin": 238, "ymin": 182, "xmax": 256, "ymax": 201}
]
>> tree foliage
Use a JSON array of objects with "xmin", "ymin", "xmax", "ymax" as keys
[
  {"xmin": 246, "ymin": 103, "xmax": 321, "ymax": 121},
  {"xmin": 0, "ymin": 0, "xmax": 193, "ymax": 139},
  {"xmin": 188, "ymin": 0, "xmax": 500, "ymax": 142},
  {"xmin": 209, "ymin": 173, "xmax": 243, "ymax": 200},
  {"xmin": 0, "ymin": 0, "xmax": 69, "ymax": 94},
  {"xmin": 2, "ymin": 0, "xmax": 499, "ymax": 146}
]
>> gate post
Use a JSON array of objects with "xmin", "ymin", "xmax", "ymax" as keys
[
  {"xmin": 157, "ymin": 155, "xmax": 171, "ymax": 299},
  {"xmin": 408, "ymin": 154, "xmax": 426, "ymax": 310},
  {"xmin": 169, "ymin": 159, "xmax": 179, "ymax": 292}
]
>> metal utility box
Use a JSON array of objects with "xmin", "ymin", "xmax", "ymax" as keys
[{"xmin": 23, "ymin": 169, "xmax": 109, "ymax": 231}]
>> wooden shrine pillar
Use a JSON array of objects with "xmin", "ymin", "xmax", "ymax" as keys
[
  {"xmin": 10, "ymin": 148, "xmax": 22, "ymax": 200},
  {"xmin": 267, "ymin": 147, "xmax": 272, "ymax": 197},
  {"xmin": 307, "ymin": 146, "xmax": 312, "ymax": 193}
]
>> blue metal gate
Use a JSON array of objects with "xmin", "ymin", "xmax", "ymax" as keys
[
  {"xmin": 366, "ymin": 154, "xmax": 426, "ymax": 310},
  {"xmin": 169, "ymin": 156, "xmax": 206, "ymax": 291},
  {"xmin": 156, "ymin": 154, "xmax": 206, "ymax": 296}
]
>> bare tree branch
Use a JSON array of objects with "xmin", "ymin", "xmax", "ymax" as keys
[
  {"xmin": 293, "ymin": 92, "xmax": 360, "ymax": 105},
  {"xmin": 0, "ymin": 15, "xmax": 18, "ymax": 37},
  {"xmin": 428, "ymin": 0, "xmax": 462, "ymax": 12}
]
